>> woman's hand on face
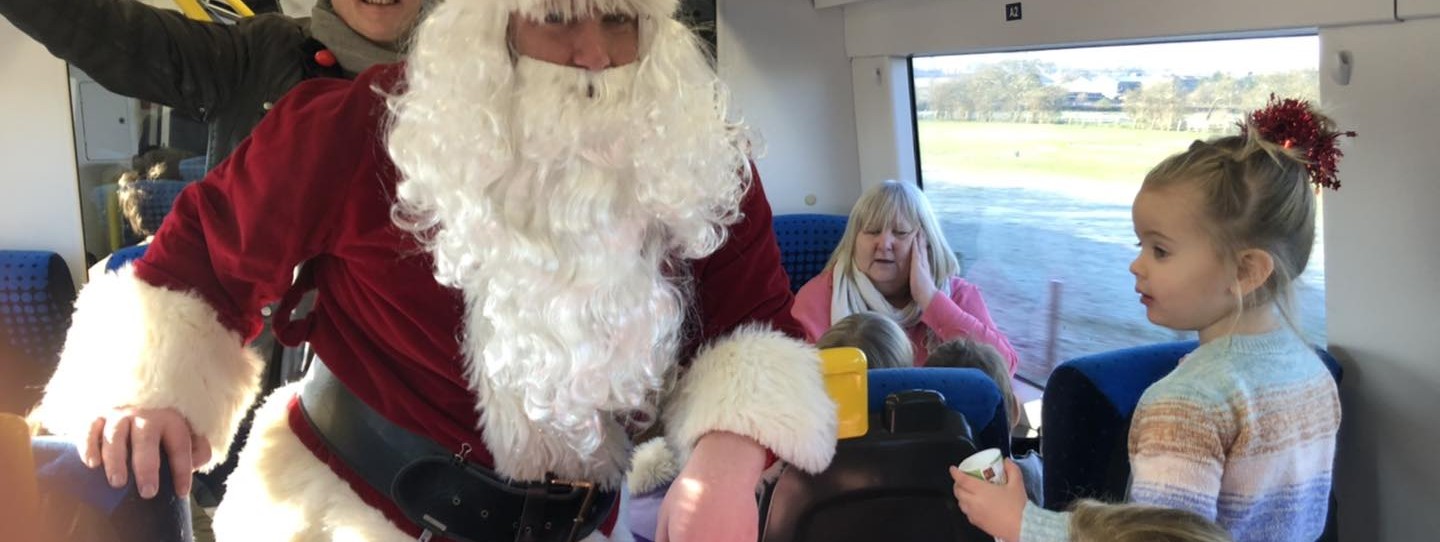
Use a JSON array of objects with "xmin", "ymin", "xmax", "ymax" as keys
[{"xmin": 909, "ymin": 231, "xmax": 938, "ymax": 308}]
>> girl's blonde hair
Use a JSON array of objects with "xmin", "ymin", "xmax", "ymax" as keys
[
  {"xmin": 114, "ymin": 171, "xmax": 153, "ymax": 238},
  {"xmin": 1140, "ymin": 115, "xmax": 1331, "ymax": 333},
  {"xmin": 926, "ymin": 338, "xmax": 1016, "ymax": 428},
  {"xmin": 826, "ymin": 180, "xmax": 959, "ymax": 293},
  {"xmin": 1070, "ymin": 500, "xmax": 1233, "ymax": 542},
  {"xmin": 817, "ymin": 312, "xmax": 914, "ymax": 369}
]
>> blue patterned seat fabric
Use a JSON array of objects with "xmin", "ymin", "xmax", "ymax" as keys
[
  {"xmin": 126, "ymin": 180, "xmax": 191, "ymax": 241},
  {"xmin": 178, "ymin": 155, "xmax": 207, "ymax": 183},
  {"xmin": 0, "ymin": 251, "xmax": 77, "ymax": 414},
  {"xmin": 32, "ymin": 436, "xmax": 192, "ymax": 541},
  {"xmin": 868, "ymin": 367, "xmax": 1011, "ymax": 455},
  {"xmin": 771, "ymin": 214, "xmax": 848, "ymax": 293},
  {"xmin": 0, "ymin": 251, "xmax": 76, "ymax": 364},
  {"xmin": 1041, "ymin": 340, "xmax": 1342, "ymax": 512}
]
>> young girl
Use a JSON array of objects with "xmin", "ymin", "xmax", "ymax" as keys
[
  {"xmin": 952, "ymin": 98, "xmax": 1347, "ymax": 542},
  {"xmin": 817, "ymin": 311, "xmax": 915, "ymax": 369}
]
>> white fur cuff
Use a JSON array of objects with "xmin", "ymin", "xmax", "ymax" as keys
[
  {"xmin": 32, "ymin": 268, "xmax": 264, "ymax": 469},
  {"xmin": 627, "ymin": 437, "xmax": 680, "ymax": 495},
  {"xmin": 662, "ymin": 325, "xmax": 836, "ymax": 474}
]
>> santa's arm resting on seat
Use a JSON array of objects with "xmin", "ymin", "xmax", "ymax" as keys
[{"xmin": 29, "ymin": 268, "xmax": 265, "ymax": 494}]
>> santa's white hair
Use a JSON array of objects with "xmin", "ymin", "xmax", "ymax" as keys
[{"xmin": 385, "ymin": 0, "xmax": 753, "ymax": 480}]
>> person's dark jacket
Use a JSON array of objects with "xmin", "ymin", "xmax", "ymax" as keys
[{"xmin": 0, "ymin": 0, "xmax": 325, "ymax": 169}]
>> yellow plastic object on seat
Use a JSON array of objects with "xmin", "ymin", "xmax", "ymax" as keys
[{"xmin": 821, "ymin": 347, "xmax": 868, "ymax": 440}]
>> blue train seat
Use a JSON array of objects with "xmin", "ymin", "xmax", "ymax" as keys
[
  {"xmin": 1041, "ymin": 340, "xmax": 1342, "ymax": 513},
  {"xmin": 772, "ymin": 214, "xmax": 848, "ymax": 293},
  {"xmin": 0, "ymin": 251, "xmax": 77, "ymax": 414}
]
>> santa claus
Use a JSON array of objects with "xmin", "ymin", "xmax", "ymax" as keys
[{"xmin": 31, "ymin": 0, "xmax": 837, "ymax": 540}]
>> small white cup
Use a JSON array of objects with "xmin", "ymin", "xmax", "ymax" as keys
[{"xmin": 958, "ymin": 447, "xmax": 1006, "ymax": 485}]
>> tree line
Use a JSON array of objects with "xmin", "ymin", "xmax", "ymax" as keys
[{"xmin": 920, "ymin": 60, "xmax": 1319, "ymax": 131}]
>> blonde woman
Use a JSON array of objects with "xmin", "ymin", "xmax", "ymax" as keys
[{"xmin": 792, "ymin": 180, "xmax": 1018, "ymax": 371}]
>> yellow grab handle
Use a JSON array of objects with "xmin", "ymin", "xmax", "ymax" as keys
[
  {"xmin": 172, "ymin": 0, "xmax": 213, "ymax": 22},
  {"xmin": 220, "ymin": 0, "xmax": 255, "ymax": 17}
]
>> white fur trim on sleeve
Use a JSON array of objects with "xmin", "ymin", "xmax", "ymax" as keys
[
  {"xmin": 662, "ymin": 324, "xmax": 836, "ymax": 474},
  {"xmin": 627, "ymin": 437, "xmax": 680, "ymax": 494},
  {"xmin": 31, "ymin": 268, "xmax": 264, "ymax": 469}
]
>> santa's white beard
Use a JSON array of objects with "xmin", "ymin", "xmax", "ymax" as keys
[
  {"xmin": 443, "ymin": 59, "xmax": 688, "ymax": 469},
  {"xmin": 388, "ymin": 8, "xmax": 756, "ymax": 476}
]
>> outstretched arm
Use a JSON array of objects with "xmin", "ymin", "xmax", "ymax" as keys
[
  {"xmin": 657, "ymin": 168, "xmax": 837, "ymax": 541},
  {"xmin": 0, "ymin": 0, "xmax": 267, "ymax": 118}
]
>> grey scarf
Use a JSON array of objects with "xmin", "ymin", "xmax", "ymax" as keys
[{"xmin": 308, "ymin": 0, "xmax": 407, "ymax": 74}]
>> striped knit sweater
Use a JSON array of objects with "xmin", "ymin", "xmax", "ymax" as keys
[{"xmin": 1021, "ymin": 329, "xmax": 1341, "ymax": 541}]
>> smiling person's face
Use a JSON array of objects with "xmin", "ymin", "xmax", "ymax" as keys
[
  {"xmin": 330, "ymin": 0, "xmax": 425, "ymax": 45},
  {"xmin": 854, "ymin": 216, "xmax": 917, "ymax": 297}
]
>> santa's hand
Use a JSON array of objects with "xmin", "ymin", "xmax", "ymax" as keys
[
  {"xmin": 81, "ymin": 407, "xmax": 210, "ymax": 499},
  {"xmin": 655, "ymin": 432, "xmax": 766, "ymax": 542},
  {"xmin": 951, "ymin": 460, "xmax": 1026, "ymax": 542}
]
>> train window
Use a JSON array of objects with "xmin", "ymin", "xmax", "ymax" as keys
[{"xmin": 913, "ymin": 36, "xmax": 1323, "ymax": 386}]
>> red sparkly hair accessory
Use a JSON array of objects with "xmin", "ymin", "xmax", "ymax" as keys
[{"xmin": 1245, "ymin": 95, "xmax": 1357, "ymax": 191}]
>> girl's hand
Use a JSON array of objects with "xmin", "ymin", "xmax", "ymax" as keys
[
  {"xmin": 909, "ymin": 230, "xmax": 938, "ymax": 308},
  {"xmin": 655, "ymin": 432, "xmax": 767, "ymax": 542},
  {"xmin": 951, "ymin": 459, "xmax": 1027, "ymax": 542},
  {"xmin": 81, "ymin": 407, "xmax": 209, "ymax": 499}
]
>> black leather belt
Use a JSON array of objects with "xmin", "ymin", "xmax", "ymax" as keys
[{"xmin": 297, "ymin": 360, "xmax": 617, "ymax": 542}]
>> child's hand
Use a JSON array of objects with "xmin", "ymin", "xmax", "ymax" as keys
[
  {"xmin": 909, "ymin": 231, "xmax": 938, "ymax": 307},
  {"xmin": 951, "ymin": 459, "xmax": 1027, "ymax": 542}
]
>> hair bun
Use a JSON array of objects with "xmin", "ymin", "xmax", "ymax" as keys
[{"xmin": 1246, "ymin": 95, "xmax": 1357, "ymax": 191}]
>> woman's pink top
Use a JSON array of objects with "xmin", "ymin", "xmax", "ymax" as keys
[{"xmin": 791, "ymin": 270, "xmax": 1019, "ymax": 373}]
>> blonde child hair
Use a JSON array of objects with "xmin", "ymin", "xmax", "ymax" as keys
[
  {"xmin": 816, "ymin": 312, "xmax": 914, "ymax": 369},
  {"xmin": 927, "ymin": 338, "xmax": 1017, "ymax": 429},
  {"xmin": 1139, "ymin": 107, "xmax": 1345, "ymax": 333},
  {"xmin": 1070, "ymin": 500, "xmax": 1233, "ymax": 542}
]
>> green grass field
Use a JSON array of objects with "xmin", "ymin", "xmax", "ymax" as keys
[{"xmin": 918, "ymin": 120, "xmax": 1226, "ymax": 185}]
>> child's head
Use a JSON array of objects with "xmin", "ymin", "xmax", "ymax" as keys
[
  {"xmin": 927, "ymin": 338, "xmax": 1018, "ymax": 430},
  {"xmin": 130, "ymin": 147, "xmax": 194, "ymax": 181},
  {"xmin": 817, "ymin": 312, "xmax": 914, "ymax": 369},
  {"xmin": 1130, "ymin": 99, "xmax": 1349, "ymax": 337},
  {"xmin": 1069, "ymin": 500, "xmax": 1233, "ymax": 542},
  {"xmin": 113, "ymin": 171, "xmax": 155, "ymax": 238}
]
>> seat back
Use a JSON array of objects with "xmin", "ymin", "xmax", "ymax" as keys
[
  {"xmin": 1041, "ymin": 340, "xmax": 1343, "ymax": 512},
  {"xmin": 31, "ymin": 436, "xmax": 192, "ymax": 541},
  {"xmin": 0, "ymin": 251, "xmax": 77, "ymax": 414},
  {"xmin": 868, "ymin": 367, "xmax": 1010, "ymax": 455},
  {"xmin": 178, "ymin": 156, "xmax": 207, "ymax": 183},
  {"xmin": 759, "ymin": 407, "xmax": 992, "ymax": 542},
  {"xmin": 105, "ymin": 245, "xmax": 151, "ymax": 274},
  {"xmin": 772, "ymin": 214, "xmax": 848, "ymax": 293},
  {"xmin": 94, "ymin": 180, "xmax": 192, "ymax": 248}
]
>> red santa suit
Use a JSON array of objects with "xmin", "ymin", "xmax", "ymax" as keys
[{"xmin": 35, "ymin": 62, "xmax": 836, "ymax": 541}]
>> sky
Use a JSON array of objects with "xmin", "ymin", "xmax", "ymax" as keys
[{"xmin": 913, "ymin": 36, "xmax": 1319, "ymax": 77}]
